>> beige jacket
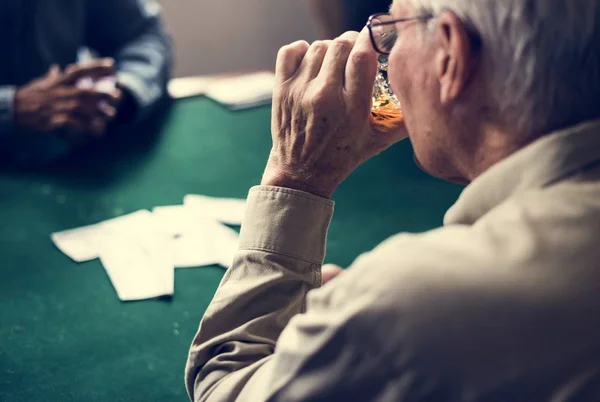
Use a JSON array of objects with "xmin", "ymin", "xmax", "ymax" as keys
[{"xmin": 186, "ymin": 121, "xmax": 600, "ymax": 401}]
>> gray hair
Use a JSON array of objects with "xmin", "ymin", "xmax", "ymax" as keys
[{"xmin": 407, "ymin": 0, "xmax": 600, "ymax": 137}]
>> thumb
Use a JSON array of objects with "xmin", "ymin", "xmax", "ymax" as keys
[{"xmin": 46, "ymin": 64, "xmax": 62, "ymax": 79}]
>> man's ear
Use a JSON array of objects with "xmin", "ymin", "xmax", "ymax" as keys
[{"xmin": 434, "ymin": 11, "xmax": 478, "ymax": 105}]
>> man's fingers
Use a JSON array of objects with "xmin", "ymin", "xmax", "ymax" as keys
[
  {"xmin": 76, "ymin": 88, "xmax": 121, "ymax": 106},
  {"xmin": 61, "ymin": 58, "xmax": 115, "ymax": 85},
  {"xmin": 99, "ymin": 103, "xmax": 118, "ymax": 120},
  {"xmin": 57, "ymin": 87, "xmax": 121, "ymax": 106},
  {"xmin": 344, "ymin": 27, "xmax": 379, "ymax": 102},
  {"xmin": 49, "ymin": 114, "xmax": 69, "ymax": 131},
  {"xmin": 54, "ymin": 100, "xmax": 80, "ymax": 114},
  {"xmin": 112, "ymin": 87, "xmax": 124, "ymax": 104},
  {"xmin": 61, "ymin": 111, "xmax": 110, "ymax": 140},
  {"xmin": 54, "ymin": 94, "xmax": 114, "ymax": 135},
  {"xmin": 50, "ymin": 113, "xmax": 87, "ymax": 134},
  {"xmin": 64, "ymin": 57, "xmax": 114, "ymax": 75},
  {"xmin": 297, "ymin": 40, "xmax": 332, "ymax": 81},
  {"xmin": 337, "ymin": 31, "xmax": 361, "ymax": 43},
  {"xmin": 60, "ymin": 96, "xmax": 115, "ymax": 118},
  {"xmin": 275, "ymin": 40, "xmax": 310, "ymax": 84},
  {"xmin": 46, "ymin": 64, "xmax": 62, "ymax": 79},
  {"xmin": 318, "ymin": 31, "xmax": 359, "ymax": 86}
]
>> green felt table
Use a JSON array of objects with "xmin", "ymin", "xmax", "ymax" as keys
[{"xmin": 0, "ymin": 97, "xmax": 462, "ymax": 402}]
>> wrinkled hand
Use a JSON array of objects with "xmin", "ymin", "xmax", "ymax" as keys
[
  {"xmin": 14, "ymin": 59, "xmax": 121, "ymax": 140},
  {"xmin": 262, "ymin": 29, "xmax": 408, "ymax": 198}
]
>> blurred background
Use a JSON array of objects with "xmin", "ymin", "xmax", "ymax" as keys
[{"xmin": 160, "ymin": 0, "xmax": 319, "ymax": 77}]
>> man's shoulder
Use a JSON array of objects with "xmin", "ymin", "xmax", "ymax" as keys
[
  {"xmin": 365, "ymin": 176, "xmax": 600, "ymax": 290},
  {"xmin": 316, "ymin": 182, "xmax": 600, "ymax": 396}
]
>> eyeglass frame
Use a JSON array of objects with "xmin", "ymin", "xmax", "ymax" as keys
[{"xmin": 367, "ymin": 13, "xmax": 435, "ymax": 55}]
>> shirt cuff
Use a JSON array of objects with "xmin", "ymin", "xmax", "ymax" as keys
[
  {"xmin": 239, "ymin": 186, "xmax": 335, "ymax": 265},
  {"xmin": 0, "ymin": 86, "xmax": 17, "ymax": 136}
]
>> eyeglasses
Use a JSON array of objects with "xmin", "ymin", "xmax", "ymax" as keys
[{"xmin": 367, "ymin": 13, "xmax": 434, "ymax": 55}]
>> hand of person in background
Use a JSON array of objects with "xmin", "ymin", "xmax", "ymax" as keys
[
  {"xmin": 67, "ymin": 62, "xmax": 140, "ymax": 130},
  {"xmin": 262, "ymin": 28, "xmax": 408, "ymax": 199},
  {"xmin": 14, "ymin": 58, "xmax": 121, "ymax": 142}
]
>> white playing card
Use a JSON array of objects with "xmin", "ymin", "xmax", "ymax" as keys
[
  {"xmin": 99, "ymin": 234, "xmax": 173, "ymax": 302},
  {"xmin": 170, "ymin": 220, "xmax": 239, "ymax": 269},
  {"xmin": 204, "ymin": 72, "xmax": 275, "ymax": 110},
  {"xmin": 51, "ymin": 210, "xmax": 153, "ymax": 262},
  {"xmin": 51, "ymin": 194, "xmax": 248, "ymax": 302},
  {"xmin": 183, "ymin": 195, "xmax": 247, "ymax": 226},
  {"xmin": 95, "ymin": 76, "xmax": 116, "ymax": 94}
]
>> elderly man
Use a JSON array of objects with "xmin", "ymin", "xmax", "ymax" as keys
[
  {"xmin": 186, "ymin": 0, "xmax": 600, "ymax": 400},
  {"xmin": 0, "ymin": 0, "xmax": 171, "ymax": 165}
]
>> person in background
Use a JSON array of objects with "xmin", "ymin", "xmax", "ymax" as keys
[
  {"xmin": 307, "ymin": 0, "xmax": 391, "ymax": 38},
  {"xmin": 185, "ymin": 0, "xmax": 600, "ymax": 400},
  {"xmin": 0, "ymin": 0, "xmax": 172, "ymax": 166}
]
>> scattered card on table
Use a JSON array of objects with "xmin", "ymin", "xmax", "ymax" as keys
[
  {"xmin": 170, "ymin": 220, "xmax": 239, "ymax": 268},
  {"xmin": 183, "ymin": 195, "xmax": 246, "ymax": 226},
  {"xmin": 204, "ymin": 71, "xmax": 275, "ymax": 110},
  {"xmin": 51, "ymin": 195, "xmax": 247, "ymax": 302},
  {"xmin": 99, "ymin": 234, "xmax": 173, "ymax": 301},
  {"xmin": 168, "ymin": 76, "xmax": 216, "ymax": 99},
  {"xmin": 51, "ymin": 210, "xmax": 153, "ymax": 262}
]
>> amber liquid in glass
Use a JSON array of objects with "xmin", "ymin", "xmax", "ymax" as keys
[{"xmin": 371, "ymin": 57, "xmax": 403, "ymax": 131}]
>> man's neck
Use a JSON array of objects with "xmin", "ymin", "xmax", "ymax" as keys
[{"xmin": 462, "ymin": 124, "xmax": 527, "ymax": 183}]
